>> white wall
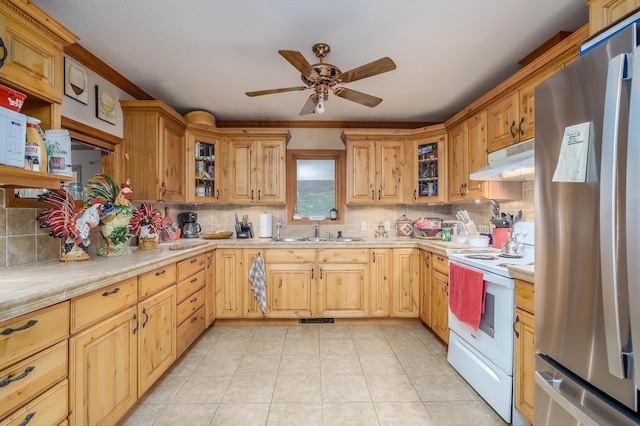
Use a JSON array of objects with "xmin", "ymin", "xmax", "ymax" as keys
[{"xmin": 60, "ymin": 55, "xmax": 135, "ymax": 138}]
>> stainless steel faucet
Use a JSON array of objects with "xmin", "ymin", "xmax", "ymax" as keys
[
  {"xmin": 276, "ymin": 220, "xmax": 282, "ymax": 239},
  {"xmin": 312, "ymin": 221, "xmax": 321, "ymax": 238}
]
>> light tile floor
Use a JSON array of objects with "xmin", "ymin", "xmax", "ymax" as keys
[{"xmin": 118, "ymin": 324, "xmax": 508, "ymax": 426}]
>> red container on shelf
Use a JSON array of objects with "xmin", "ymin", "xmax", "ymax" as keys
[{"xmin": 0, "ymin": 84, "xmax": 27, "ymax": 112}]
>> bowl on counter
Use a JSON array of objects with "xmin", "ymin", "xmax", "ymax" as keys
[
  {"xmin": 466, "ymin": 235, "xmax": 490, "ymax": 247},
  {"xmin": 200, "ymin": 231, "xmax": 233, "ymax": 239},
  {"xmin": 451, "ymin": 236, "xmax": 468, "ymax": 244}
]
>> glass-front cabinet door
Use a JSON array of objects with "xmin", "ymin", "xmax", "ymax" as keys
[
  {"xmin": 186, "ymin": 126, "xmax": 222, "ymax": 203},
  {"xmin": 410, "ymin": 128, "xmax": 447, "ymax": 204}
]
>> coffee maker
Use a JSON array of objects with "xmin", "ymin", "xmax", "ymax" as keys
[{"xmin": 178, "ymin": 212, "xmax": 201, "ymax": 238}]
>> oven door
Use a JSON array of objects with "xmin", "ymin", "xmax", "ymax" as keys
[{"xmin": 447, "ymin": 261, "xmax": 515, "ymax": 375}]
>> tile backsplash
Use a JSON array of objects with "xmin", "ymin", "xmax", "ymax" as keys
[{"xmin": 0, "ymin": 181, "xmax": 533, "ymax": 268}]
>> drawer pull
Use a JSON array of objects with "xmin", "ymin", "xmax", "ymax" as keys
[
  {"xmin": 102, "ymin": 287, "xmax": 120, "ymax": 297},
  {"xmin": 155, "ymin": 269, "xmax": 167, "ymax": 276},
  {"xmin": 190, "ymin": 316, "xmax": 198, "ymax": 323},
  {"xmin": 0, "ymin": 366, "xmax": 35, "ymax": 387},
  {"xmin": 142, "ymin": 307, "xmax": 149, "ymax": 328},
  {"xmin": 190, "ymin": 296, "xmax": 198, "ymax": 303},
  {"xmin": 1, "ymin": 319, "xmax": 37, "ymax": 335},
  {"xmin": 190, "ymin": 258, "xmax": 198, "ymax": 264},
  {"xmin": 20, "ymin": 412, "xmax": 35, "ymax": 426},
  {"xmin": 191, "ymin": 277, "xmax": 198, "ymax": 283}
]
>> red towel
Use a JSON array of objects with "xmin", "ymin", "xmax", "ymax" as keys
[{"xmin": 449, "ymin": 262, "xmax": 486, "ymax": 331}]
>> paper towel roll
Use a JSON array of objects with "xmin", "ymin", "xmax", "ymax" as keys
[{"xmin": 259, "ymin": 213, "xmax": 272, "ymax": 238}]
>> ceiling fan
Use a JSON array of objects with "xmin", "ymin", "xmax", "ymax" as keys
[{"xmin": 246, "ymin": 43, "xmax": 396, "ymax": 116}]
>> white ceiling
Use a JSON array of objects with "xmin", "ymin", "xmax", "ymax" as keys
[{"xmin": 33, "ymin": 0, "xmax": 589, "ymax": 124}]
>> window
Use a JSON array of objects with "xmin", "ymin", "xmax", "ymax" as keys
[{"xmin": 286, "ymin": 150, "xmax": 345, "ymax": 224}]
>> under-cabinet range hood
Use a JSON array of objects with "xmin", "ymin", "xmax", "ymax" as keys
[{"xmin": 470, "ymin": 138, "xmax": 535, "ymax": 181}]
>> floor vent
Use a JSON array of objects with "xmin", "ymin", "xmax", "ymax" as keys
[{"xmin": 299, "ymin": 318, "xmax": 334, "ymax": 324}]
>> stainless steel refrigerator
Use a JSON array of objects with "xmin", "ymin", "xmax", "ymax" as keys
[{"xmin": 534, "ymin": 14, "xmax": 640, "ymax": 426}]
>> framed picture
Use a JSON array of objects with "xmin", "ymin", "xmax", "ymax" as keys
[
  {"xmin": 64, "ymin": 57, "xmax": 89, "ymax": 104},
  {"xmin": 95, "ymin": 85, "xmax": 117, "ymax": 125}
]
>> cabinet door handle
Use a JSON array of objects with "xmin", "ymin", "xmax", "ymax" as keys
[
  {"xmin": 320, "ymin": 268, "xmax": 323, "ymax": 279},
  {"xmin": 142, "ymin": 307, "xmax": 149, "ymax": 328},
  {"xmin": 1, "ymin": 319, "xmax": 37, "ymax": 335},
  {"xmin": 514, "ymin": 314, "xmax": 520, "ymax": 338},
  {"xmin": 371, "ymin": 189, "xmax": 375, "ymax": 200},
  {"xmin": 0, "ymin": 366, "xmax": 35, "ymax": 387},
  {"xmin": 161, "ymin": 182, "xmax": 167, "ymax": 197},
  {"xmin": 372, "ymin": 251, "xmax": 376, "ymax": 263},
  {"xmin": 155, "ymin": 269, "xmax": 166, "ymax": 276},
  {"xmin": 509, "ymin": 120, "xmax": 517, "ymax": 138},
  {"xmin": 102, "ymin": 287, "xmax": 120, "ymax": 297},
  {"xmin": 251, "ymin": 189, "xmax": 254, "ymax": 201},
  {"xmin": 132, "ymin": 312, "xmax": 139, "ymax": 334},
  {"xmin": 378, "ymin": 189, "xmax": 381, "ymax": 200},
  {"xmin": 311, "ymin": 268, "xmax": 314, "ymax": 279},
  {"xmin": 0, "ymin": 38, "xmax": 7, "ymax": 68},
  {"xmin": 445, "ymin": 282, "xmax": 449, "ymax": 296},
  {"xmin": 19, "ymin": 412, "xmax": 35, "ymax": 426},
  {"xmin": 216, "ymin": 189, "xmax": 220, "ymax": 200},
  {"xmin": 518, "ymin": 117, "xmax": 525, "ymax": 136},
  {"xmin": 258, "ymin": 189, "xmax": 261, "ymax": 200},
  {"xmin": 414, "ymin": 189, "xmax": 417, "ymax": 200}
]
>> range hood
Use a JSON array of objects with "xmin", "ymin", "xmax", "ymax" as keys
[{"xmin": 470, "ymin": 138, "xmax": 535, "ymax": 181}]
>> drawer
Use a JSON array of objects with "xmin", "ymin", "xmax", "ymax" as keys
[
  {"xmin": 432, "ymin": 254, "xmax": 449, "ymax": 275},
  {"xmin": 177, "ymin": 287, "xmax": 205, "ymax": 325},
  {"xmin": 318, "ymin": 249, "xmax": 368, "ymax": 264},
  {"xmin": 515, "ymin": 279, "xmax": 535, "ymax": 314},
  {"xmin": 177, "ymin": 254, "xmax": 206, "ymax": 282},
  {"xmin": 0, "ymin": 340, "xmax": 68, "ymax": 419},
  {"xmin": 71, "ymin": 278, "xmax": 138, "ymax": 333},
  {"xmin": 176, "ymin": 270, "xmax": 206, "ymax": 304},
  {"xmin": 0, "ymin": 302, "xmax": 69, "ymax": 371},
  {"xmin": 176, "ymin": 306, "xmax": 206, "ymax": 358},
  {"xmin": 0, "ymin": 379, "xmax": 68, "ymax": 426},
  {"xmin": 266, "ymin": 249, "xmax": 315, "ymax": 263},
  {"xmin": 139, "ymin": 263, "xmax": 177, "ymax": 299}
]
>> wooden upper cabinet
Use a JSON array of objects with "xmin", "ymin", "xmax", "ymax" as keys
[
  {"xmin": 0, "ymin": 1, "xmax": 76, "ymax": 104},
  {"xmin": 487, "ymin": 63, "xmax": 563, "ymax": 153},
  {"xmin": 343, "ymin": 131, "xmax": 405, "ymax": 204},
  {"xmin": 186, "ymin": 124, "xmax": 223, "ymax": 203},
  {"xmin": 409, "ymin": 126, "xmax": 447, "ymax": 204},
  {"xmin": 223, "ymin": 130, "xmax": 290, "ymax": 205},
  {"xmin": 121, "ymin": 100, "xmax": 187, "ymax": 202},
  {"xmin": 589, "ymin": 0, "xmax": 640, "ymax": 35},
  {"xmin": 447, "ymin": 123, "xmax": 465, "ymax": 201}
]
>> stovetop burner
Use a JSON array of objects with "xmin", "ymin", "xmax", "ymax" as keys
[
  {"xmin": 465, "ymin": 254, "xmax": 499, "ymax": 260},
  {"xmin": 498, "ymin": 253, "xmax": 524, "ymax": 259}
]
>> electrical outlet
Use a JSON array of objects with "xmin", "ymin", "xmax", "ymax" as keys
[
  {"xmin": 361, "ymin": 221, "xmax": 367, "ymax": 231},
  {"xmin": 384, "ymin": 221, "xmax": 391, "ymax": 231}
]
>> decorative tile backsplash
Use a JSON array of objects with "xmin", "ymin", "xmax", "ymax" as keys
[{"xmin": 0, "ymin": 181, "xmax": 533, "ymax": 268}]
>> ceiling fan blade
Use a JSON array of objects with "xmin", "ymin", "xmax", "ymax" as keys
[
  {"xmin": 246, "ymin": 86, "xmax": 308, "ymax": 97},
  {"xmin": 338, "ymin": 57, "xmax": 396, "ymax": 84},
  {"xmin": 279, "ymin": 50, "xmax": 313, "ymax": 78},
  {"xmin": 299, "ymin": 94, "xmax": 318, "ymax": 116},
  {"xmin": 334, "ymin": 87, "xmax": 382, "ymax": 108}
]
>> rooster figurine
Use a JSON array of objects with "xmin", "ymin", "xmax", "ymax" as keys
[
  {"xmin": 130, "ymin": 202, "xmax": 162, "ymax": 250},
  {"xmin": 37, "ymin": 189, "xmax": 103, "ymax": 262},
  {"xmin": 84, "ymin": 174, "xmax": 134, "ymax": 256}
]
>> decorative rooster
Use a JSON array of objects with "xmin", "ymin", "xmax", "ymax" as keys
[
  {"xmin": 84, "ymin": 174, "xmax": 134, "ymax": 256},
  {"xmin": 130, "ymin": 202, "xmax": 162, "ymax": 250},
  {"xmin": 36, "ymin": 189, "xmax": 103, "ymax": 262}
]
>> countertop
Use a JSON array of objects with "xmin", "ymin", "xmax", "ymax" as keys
[
  {"xmin": 0, "ymin": 236, "xmax": 524, "ymax": 323},
  {"xmin": 506, "ymin": 264, "xmax": 535, "ymax": 283}
]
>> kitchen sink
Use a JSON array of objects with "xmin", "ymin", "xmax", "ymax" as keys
[{"xmin": 271, "ymin": 237, "xmax": 363, "ymax": 243}]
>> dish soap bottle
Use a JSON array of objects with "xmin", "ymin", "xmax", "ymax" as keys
[{"xmin": 24, "ymin": 117, "xmax": 47, "ymax": 173}]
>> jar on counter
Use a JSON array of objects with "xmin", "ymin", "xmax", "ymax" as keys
[{"xmin": 395, "ymin": 214, "xmax": 414, "ymax": 238}]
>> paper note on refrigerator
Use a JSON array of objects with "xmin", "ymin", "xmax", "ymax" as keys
[{"xmin": 552, "ymin": 122, "xmax": 591, "ymax": 183}]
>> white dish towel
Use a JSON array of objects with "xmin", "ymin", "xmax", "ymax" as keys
[{"xmin": 249, "ymin": 253, "xmax": 267, "ymax": 315}]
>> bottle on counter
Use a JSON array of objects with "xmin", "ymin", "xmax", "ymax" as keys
[{"xmin": 24, "ymin": 117, "xmax": 47, "ymax": 173}]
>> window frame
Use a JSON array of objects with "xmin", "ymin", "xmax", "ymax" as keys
[{"xmin": 286, "ymin": 149, "xmax": 345, "ymax": 225}]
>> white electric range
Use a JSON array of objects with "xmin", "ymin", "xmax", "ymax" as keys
[{"xmin": 447, "ymin": 221, "xmax": 534, "ymax": 426}]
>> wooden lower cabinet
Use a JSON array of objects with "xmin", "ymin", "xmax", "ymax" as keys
[
  {"xmin": 205, "ymin": 251, "xmax": 216, "ymax": 326},
  {"xmin": 369, "ymin": 249, "xmax": 392, "ymax": 317},
  {"xmin": 0, "ymin": 379, "xmax": 68, "ymax": 426},
  {"xmin": 70, "ymin": 306, "xmax": 138, "ymax": 426},
  {"xmin": 243, "ymin": 249, "xmax": 265, "ymax": 318},
  {"xmin": 419, "ymin": 250, "xmax": 431, "ymax": 326},
  {"xmin": 137, "ymin": 286, "xmax": 176, "ymax": 395},
  {"xmin": 392, "ymin": 249, "xmax": 419, "ymax": 317},
  {"xmin": 317, "ymin": 249, "xmax": 369, "ymax": 318},
  {"xmin": 215, "ymin": 249, "xmax": 243, "ymax": 318},
  {"xmin": 514, "ymin": 279, "xmax": 536, "ymax": 424},
  {"xmin": 264, "ymin": 249, "xmax": 316, "ymax": 318}
]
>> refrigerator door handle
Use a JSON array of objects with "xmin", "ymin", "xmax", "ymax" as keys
[
  {"xmin": 599, "ymin": 53, "xmax": 629, "ymax": 379},
  {"xmin": 534, "ymin": 371, "xmax": 600, "ymax": 426},
  {"xmin": 627, "ymin": 45, "xmax": 640, "ymax": 389}
]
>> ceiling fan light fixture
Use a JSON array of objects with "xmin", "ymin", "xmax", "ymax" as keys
[{"xmin": 316, "ymin": 97, "xmax": 325, "ymax": 114}]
